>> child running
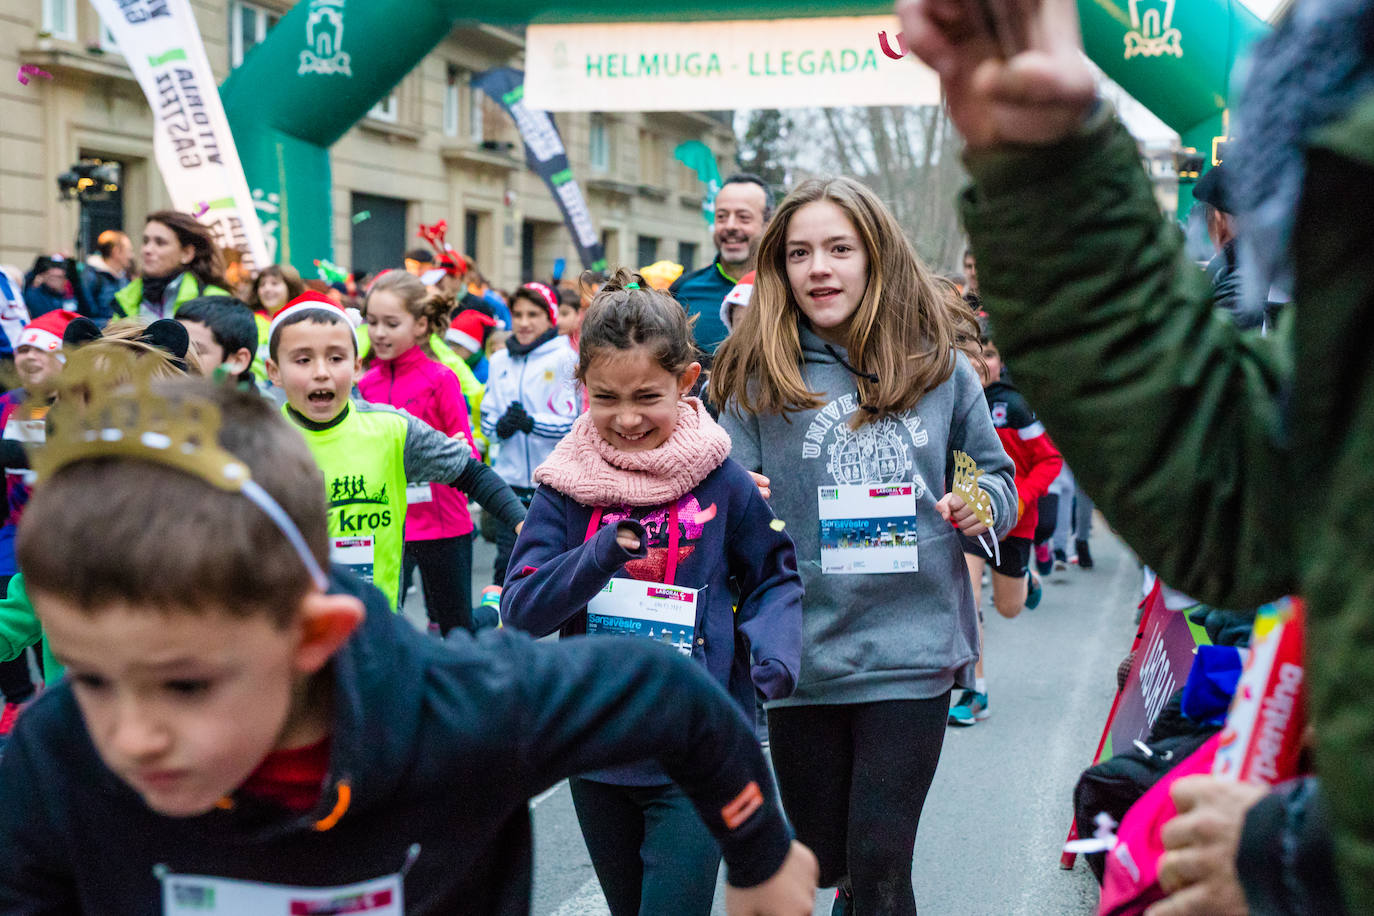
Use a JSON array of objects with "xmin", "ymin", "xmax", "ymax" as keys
[
  {"xmin": 266, "ymin": 290, "xmax": 525, "ymax": 611},
  {"xmin": 501, "ymin": 272, "xmax": 803, "ymax": 916},
  {"xmin": 709, "ymin": 177, "xmax": 1016, "ymax": 915},
  {"xmin": 480, "ymin": 282, "xmax": 580, "ymax": 584},
  {"xmin": 949, "ymin": 314, "xmax": 1062, "ymax": 727},
  {"xmin": 358, "ymin": 271, "xmax": 480, "ymax": 635},
  {"xmin": 0, "ymin": 369, "xmax": 818, "ymax": 913}
]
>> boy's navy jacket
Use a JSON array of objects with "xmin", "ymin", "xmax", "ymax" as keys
[
  {"xmin": 501, "ymin": 459, "xmax": 803, "ymax": 785},
  {"xmin": 0, "ymin": 567, "xmax": 793, "ymax": 914}
]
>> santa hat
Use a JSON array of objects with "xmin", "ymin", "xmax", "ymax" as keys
[
  {"xmin": 267, "ymin": 290, "xmax": 361, "ymax": 342},
  {"xmin": 17, "ymin": 310, "xmax": 78, "ymax": 360},
  {"xmin": 720, "ymin": 271, "xmax": 755, "ymax": 331},
  {"xmin": 517, "ymin": 282, "xmax": 559, "ymax": 326},
  {"xmin": 447, "ymin": 308, "xmax": 498, "ymax": 353}
]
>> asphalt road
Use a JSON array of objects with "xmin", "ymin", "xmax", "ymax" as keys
[{"xmin": 405, "ymin": 520, "xmax": 1140, "ymax": 916}]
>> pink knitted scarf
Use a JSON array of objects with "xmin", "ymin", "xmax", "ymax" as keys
[{"xmin": 534, "ymin": 398, "xmax": 731, "ymax": 507}]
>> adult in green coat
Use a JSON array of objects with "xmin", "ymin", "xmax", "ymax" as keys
[
  {"xmin": 901, "ymin": 0, "xmax": 1367, "ymax": 911},
  {"xmin": 114, "ymin": 210, "xmax": 230, "ymax": 320}
]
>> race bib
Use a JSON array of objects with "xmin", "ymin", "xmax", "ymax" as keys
[
  {"xmin": 586, "ymin": 578, "xmax": 698, "ymax": 656},
  {"xmin": 3, "ymin": 416, "xmax": 45, "ymax": 485},
  {"xmin": 405, "ymin": 482, "xmax": 434, "ymax": 505},
  {"xmin": 161, "ymin": 871, "xmax": 402, "ymax": 915},
  {"xmin": 331, "ymin": 536, "xmax": 375, "ymax": 584},
  {"xmin": 818, "ymin": 484, "xmax": 919, "ymax": 574}
]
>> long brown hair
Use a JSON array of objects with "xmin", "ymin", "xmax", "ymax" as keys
[
  {"xmin": 249, "ymin": 263, "xmax": 305, "ymax": 313},
  {"xmin": 709, "ymin": 177, "xmax": 976, "ymax": 427},
  {"xmin": 146, "ymin": 209, "xmax": 229, "ymax": 292},
  {"xmin": 361, "ymin": 270, "xmax": 454, "ymax": 367}
]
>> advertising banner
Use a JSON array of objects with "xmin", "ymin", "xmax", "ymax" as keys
[
  {"xmin": 89, "ymin": 0, "xmax": 270, "ymax": 271},
  {"xmin": 473, "ymin": 68, "xmax": 606, "ymax": 272},
  {"xmin": 524, "ymin": 17, "xmax": 941, "ymax": 112}
]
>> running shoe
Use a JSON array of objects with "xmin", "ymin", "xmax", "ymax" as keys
[
  {"xmin": 1025, "ymin": 572, "xmax": 1043, "ymax": 610},
  {"xmin": 947, "ymin": 690, "xmax": 989, "ymax": 726},
  {"xmin": 1075, "ymin": 539, "xmax": 1094, "ymax": 570},
  {"xmin": 1054, "ymin": 548, "xmax": 1068, "ymax": 571},
  {"xmin": 1035, "ymin": 542, "xmax": 1054, "ymax": 576},
  {"xmin": 832, "ymin": 884, "xmax": 853, "ymax": 916}
]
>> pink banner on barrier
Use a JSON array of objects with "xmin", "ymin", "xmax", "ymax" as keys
[{"xmin": 1108, "ymin": 589, "xmax": 1199, "ymax": 755}]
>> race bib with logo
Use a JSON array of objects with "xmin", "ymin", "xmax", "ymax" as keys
[
  {"xmin": 331, "ymin": 536, "xmax": 375, "ymax": 585},
  {"xmin": 161, "ymin": 871, "xmax": 402, "ymax": 915},
  {"xmin": 817, "ymin": 483, "xmax": 919, "ymax": 574},
  {"xmin": 405, "ymin": 482, "xmax": 434, "ymax": 505},
  {"xmin": 586, "ymin": 578, "xmax": 698, "ymax": 656}
]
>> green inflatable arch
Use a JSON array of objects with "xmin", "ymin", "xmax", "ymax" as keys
[{"xmin": 219, "ymin": 0, "xmax": 1267, "ymax": 272}]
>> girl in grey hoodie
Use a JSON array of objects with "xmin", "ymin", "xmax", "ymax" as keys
[{"xmin": 711, "ymin": 177, "xmax": 1015, "ymax": 915}]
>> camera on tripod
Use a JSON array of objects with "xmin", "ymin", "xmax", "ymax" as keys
[{"xmin": 57, "ymin": 159, "xmax": 121, "ymax": 202}]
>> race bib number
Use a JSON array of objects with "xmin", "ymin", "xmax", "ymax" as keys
[
  {"xmin": 331, "ymin": 536, "xmax": 375, "ymax": 584},
  {"xmin": 161, "ymin": 871, "xmax": 402, "ymax": 915},
  {"xmin": 586, "ymin": 578, "xmax": 698, "ymax": 656},
  {"xmin": 818, "ymin": 484, "xmax": 919, "ymax": 574},
  {"xmin": 405, "ymin": 482, "xmax": 434, "ymax": 505}
]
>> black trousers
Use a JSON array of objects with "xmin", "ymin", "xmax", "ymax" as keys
[
  {"xmin": 489, "ymin": 486, "xmax": 535, "ymax": 586},
  {"xmin": 402, "ymin": 534, "xmax": 473, "ymax": 636},
  {"xmin": 768, "ymin": 695, "xmax": 950, "ymax": 916},
  {"xmin": 569, "ymin": 777, "xmax": 721, "ymax": 916}
]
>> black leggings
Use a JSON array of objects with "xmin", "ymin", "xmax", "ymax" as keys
[
  {"xmin": 768, "ymin": 695, "xmax": 950, "ymax": 916},
  {"xmin": 568, "ymin": 777, "xmax": 721, "ymax": 916},
  {"xmin": 402, "ymin": 534, "xmax": 473, "ymax": 636}
]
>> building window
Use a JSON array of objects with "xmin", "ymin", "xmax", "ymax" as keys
[
  {"xmin": 589, "ymin": 114, "xmax": 611, "ymax": 172},
  {"xmin": 677, "ymin": 242, "xmax": 698, "ymax": 273},
  {"xmin": 41, "ymin": 0, "xmax": 76, "ymax": 39},
  {"xmin": 444, "ymin": 65, "xmax": 461, "ymax": 138},
  {"xmin": 469, "ymin": 87, "xmax": 486, "ymax": 144},
  {"xmin": 368, "ymin": 93, "xmax": 399, "ymax": 124},
  {"xmin": 637, "ymin": 235, "xmax": 659, "ymax": 268},
  {"xmin": 230, "ymin": 1, "xmax": 280, "ymax": 68},
  {"xmin": 638, "ymin": 130, "xmax": 665, "ymax": 186}
]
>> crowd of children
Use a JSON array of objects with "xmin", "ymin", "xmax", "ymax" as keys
[{"xmin": 0, "ymin": 162, "xmax": 1093, "ymax": 914}]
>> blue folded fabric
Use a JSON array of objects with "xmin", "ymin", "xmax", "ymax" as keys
[{"xmin": 1181, "ymin": 645, "xmax": 1247, "ymax": 725}]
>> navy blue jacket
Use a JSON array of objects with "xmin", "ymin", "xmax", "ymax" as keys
[
  {"xmin": 502, "ymin": 459, "xmax": 803, "ymax": 784},
  {"xmin": 670, "ymin": 257, "xmax": 737, "ymax": 354},
  {"xmin": 0, "ymin": 568, "xmax": 793, "ymax": 913}
]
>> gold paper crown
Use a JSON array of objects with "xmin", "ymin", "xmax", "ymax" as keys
[
  {"xmin": 951, "ymin": 450, "xmax": 996, "ymax": 529},
  {"xmin": 25, "ymin": 344, "xmax": 330, "ymax": 590},
  {"xmin": 28, "ymin": 344, "xmax": 249, "ymax": 491}
]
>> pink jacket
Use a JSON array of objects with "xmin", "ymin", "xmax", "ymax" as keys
[{"xmin": 359, "ymin": 345, "xmax": 480, "ymax": 541}]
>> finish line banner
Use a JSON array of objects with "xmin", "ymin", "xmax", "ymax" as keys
[
  {"xmin": 474, "ymin": 67, "xmax": 606, "ymax": 272},
  {"xmin": 524, "ymin": 16, "xmax": 941, "ymax": 111},
  {"xmin": 89, "ymin": 0, "xmax": 270, "ymax": 271}
]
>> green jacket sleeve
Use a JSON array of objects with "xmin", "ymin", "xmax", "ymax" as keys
[
  {"xmin": 959, "ymin": 107, "xmax": 1297, "ymax": 609},
  {"xmin": 0, "ymin": 574, "xmax": 51, "ymax": 682}
]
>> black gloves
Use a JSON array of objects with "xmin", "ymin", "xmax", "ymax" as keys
[{"xmin": 496, "ymin": 402, "xmax": 534, "ymax": 440}]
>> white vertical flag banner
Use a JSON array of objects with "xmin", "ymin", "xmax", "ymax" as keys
[{"xmin": 87, "ymin": 0, "xmax": 270, "ymax": 271}]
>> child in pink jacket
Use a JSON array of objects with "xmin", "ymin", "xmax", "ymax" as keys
[{"xmin": 360, "ymin": 271, "xmax": 480, "ymax": 634}]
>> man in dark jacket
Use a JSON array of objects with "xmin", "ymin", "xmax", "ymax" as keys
[
  {"xmin": 670, "ymin": 173, "xmax": 772, "ymax": 354},
  {"xmin": 901, "ymin": 0, "xmax": 1368, "ymax": 911},
  {"xmin": 83, "ymin": 229, "xmax": 133, "ymax": 327}
]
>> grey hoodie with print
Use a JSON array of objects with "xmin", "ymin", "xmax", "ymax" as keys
[{"xmin": 720, "ymin": 323, "xmax": 1015, "ymax": 706}]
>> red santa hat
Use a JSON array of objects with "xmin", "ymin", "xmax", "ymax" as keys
[
  {"xmin": 267, "ymin": 290, "xmax": 360, "ymax": 342},
  {"xmin": 17, "ymin": 310, "xmax": 79, "ymax": 360},
  {"xmin": 446, "ymin": 308, "xmax": 498, "ymax": 353},
  {"xmin": 720, "ymin": 270, "xmax": 755, "ymax": 332}
]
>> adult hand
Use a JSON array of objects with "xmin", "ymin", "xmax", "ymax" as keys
[
  {"xmin": 724, "ymin": 841, "xmax": 818, "ymax": 916},
  {"xmin": 750, "ymin": 471, "xmax": 771, "ymax": 500},
  {"xmin": 936, "ymin": 491, "xmax": 990, "ymax": 537},
  {"xmin": 1144, "ymin": 776, "xmax": 1268, "ymax": 916},
  {"xmin": 896, "ymin": 0, "xmax": 1097, "ymax": 150}
]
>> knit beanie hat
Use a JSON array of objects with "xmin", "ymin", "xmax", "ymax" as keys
[{"xmin": 516, "ymin": 282, "xmax": 558, "ymax": 326}]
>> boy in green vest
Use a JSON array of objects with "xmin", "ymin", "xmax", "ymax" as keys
[{"xmin": 265, "ymin": 292, "xmax": 525, "ymax": 609}]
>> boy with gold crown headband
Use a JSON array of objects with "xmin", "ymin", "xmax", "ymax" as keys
[{"xmin": 0, "ymin": 350, "xmax": 818, "ymax": 913}]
